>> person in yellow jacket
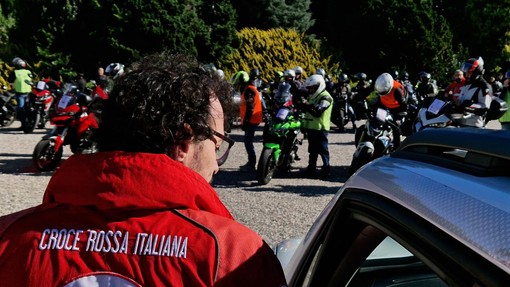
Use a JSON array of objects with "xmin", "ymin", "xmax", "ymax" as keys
[
  {"xmin": 239, "ymin": 69, "xmax": 263, "ymax": 171},
  {"xmin": 302, "ymin": 74, "xmax": 334, "ymax": 179},
  {"xmin": 8, "ymin": 57, "xmax": 33, "ymax": 128}
]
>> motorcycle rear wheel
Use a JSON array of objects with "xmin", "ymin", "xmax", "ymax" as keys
[
  {"xmin": 23, "ymin": 112, "xmax": 40, "ymax": 134},
  {"xmin": 33, "ymin": 139, "xmax": 63, "ymax": 171},
  {"xmin": 0, "ymin": 105, "xmax": 16, "ymax": 127},
  {"xmin": 257, "ymin": 148, "xmax": 277, "ymax": 185}
]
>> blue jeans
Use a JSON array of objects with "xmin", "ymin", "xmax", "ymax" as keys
[
  {"xmin": 16, "ymin": 93, "xmax": 28, "ymax": 123},
  {"xmin": 243, "ymin": 124, "xmax": 258, "ymax": 166}
]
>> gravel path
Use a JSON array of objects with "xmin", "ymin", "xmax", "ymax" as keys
[{"xmin": 0, "ymin": 120, "xmax": 501, "ymax": 247}]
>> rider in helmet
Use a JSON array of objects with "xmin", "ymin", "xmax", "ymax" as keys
[
  {"xmin": 454, "ymin": 56, "xmax": 493, "ymax": 128},
  {"xmin": 8, "ymin": 57, "xmax": 33, "ymax": 129},
  {"xmin": 104, "ymin": 63, "xmax": 125, "ymax": 93},
  {"xmin": 374, "ymin": 72, "xmax": 408, "ymax": 148},
  {"xmin": 415, "ymin": 71, "xmax": 438, "ymax": 106},
  {"xmin": 332, "ymin": 73, "xmax": 356, "ymax": 131},
  {"xmin": 294, "ymin": 66, "xmax": 304, "ymax": 84},
  {"xmin": 301, "ymin": 74, "xmax": 334, "ymax": 179}
]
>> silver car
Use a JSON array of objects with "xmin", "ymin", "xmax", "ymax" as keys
[{"xmin": 276, "ymin": 127, "xmax": 510, "ymax": 286}]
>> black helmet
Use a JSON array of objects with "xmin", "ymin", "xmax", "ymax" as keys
[
  {"xmin": 356, "ymin": 72, "xmax": 367, "ymax": 81},
  {"xmin": 460, "ymin": 57, "xmax": 484, "ymax": 80},
  {"xmin": 338, "ymin": 73, "xmax": 349, "ymax": 83},
  {"xmin": 391, "ymin": 70, "xmax": 399, "ymax": 80},
  {"xmin": 402, "ymin": 71, "xmax": 409, "ymax": 80},
  {"xmin": 249, "ymin": 69, "xmax": 260, "ymax": 80},
  {"xmin": 420, "ymin": 72, "xmax": 431, "ymax": 83},
  {"xmin": 76, "ymin": 93, "xmax": 92, "ymax": 107}
]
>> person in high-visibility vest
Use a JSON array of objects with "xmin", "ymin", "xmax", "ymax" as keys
[
  {"xmin": 239, "ymin": 69, "xmax": 263, "ymax": 171},
  {"xmin": 302, "ymin": 74, "xmax": 334, "ymax": 179},
  {"xmin": 8, "ymin": 57, "xmax": 33, "ymax": 129}
]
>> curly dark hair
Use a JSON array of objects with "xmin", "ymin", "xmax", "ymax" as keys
[{"xmin": 96, "ymin": 52, "xmax": 235, "ymax": 153}]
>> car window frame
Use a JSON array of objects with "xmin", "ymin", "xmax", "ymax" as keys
[{"xmin": 288, "ymin": 188, "xmax": 509, "ymax": 286}]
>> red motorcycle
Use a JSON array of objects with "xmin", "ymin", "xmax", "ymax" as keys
[
  {"xmin": 32, "ymin": 84, "xmax": 99, "ymax": 171},
  {"xmin": 22, "ymin": 80, "xmax": 59, "ymax": 133}
]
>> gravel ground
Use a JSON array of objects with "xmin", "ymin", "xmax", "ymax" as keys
[{"xmin": 0, "ymin": 119, "xmax": 501, "ymax": 247}]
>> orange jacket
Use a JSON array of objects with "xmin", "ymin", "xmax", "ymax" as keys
[
  {"xmin": 240, "ymin": 84, "xmax": 263, "ymax": 124},
  {"xmin": 380, "ymin": 80, "xmax": 405, "ymax": 109}
]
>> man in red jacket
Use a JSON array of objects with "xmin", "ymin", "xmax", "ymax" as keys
[{"xmin": 0, "ymin": 52, "xmax": 287, "ymax": 287}]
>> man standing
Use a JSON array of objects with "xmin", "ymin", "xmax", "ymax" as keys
[
  {"xmin": 239, "ymin": 68, "xmax": 263, "ymax": 171},
  {"xmin": 8, "ymin": 57, "xmax": 32, "ymax": 129},
  {"xmin": 0, "ymin": 52, "xmax": 287, "ymax": 287},
  {"xmin": 302, "ymin": 74, "xmax": 334, "ymax": 179}
]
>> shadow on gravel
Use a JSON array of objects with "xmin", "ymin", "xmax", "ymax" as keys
[
  {"xmin": 0, "ymin": 127, "xmax": 49, "ymax": 135},
  {"xmin": 0, "ymin": 152, "xmax": 58, "ymax": 175},
  {"xmin": 213, "ymin": 165, "xmax": 349, "ymax": 196}
]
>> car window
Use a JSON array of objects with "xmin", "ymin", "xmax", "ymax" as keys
[
  {"xmin": 299, "ymin": 225, "xmax": 448, "ymax": 287},
  {"xmin": 347, "ymin": 234, "xmax": 448, "ymax": 287}
]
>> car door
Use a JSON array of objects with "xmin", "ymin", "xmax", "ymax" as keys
[{"xmin": 287, "ymin": 188, "xmax": 508, "ymax": 286}]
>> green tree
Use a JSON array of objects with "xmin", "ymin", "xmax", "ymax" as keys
[
  {"xmin": 464, "ymin": 0, "xmax": 510, "ymax": 72},
  {"xmin": 232, "ymin": 0, "xmax": 314, "ymax": 32},
  {"xmin": 5, "ymin": 0, "xmax": 238, "ymax": 80},
  {"xmin": 0, "ymin": 4, "xmax": 15, "ymax": 56},
  {"xmin": 317, "ymin": 0, "xmax": 458, "ymax": 85}
]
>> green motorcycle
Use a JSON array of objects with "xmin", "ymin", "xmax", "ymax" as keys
[{"xmin": 257, "ymin": 103, "xmax": 303, "ymax": 185}]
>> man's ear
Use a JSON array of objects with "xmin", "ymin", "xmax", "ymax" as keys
[{"xmin": 167, "ymin": 124, "xmax": 192, "ymax": 162}]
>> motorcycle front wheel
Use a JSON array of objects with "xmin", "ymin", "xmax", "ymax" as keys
[
  {"xmin": 257, "ymin": 148, "xmax": 277, "ymax": 185},
  {"xmin": 348, "ymin": 145, "xmax": 372, "ymax": 177},
  {"xmin": 33, "ymin": 139, "xmax": 63, "ymax": 171}
]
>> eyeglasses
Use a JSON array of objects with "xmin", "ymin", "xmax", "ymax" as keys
[{"xmin": 209, "ymin": 129, "xmax": 235, "ymax": 166}]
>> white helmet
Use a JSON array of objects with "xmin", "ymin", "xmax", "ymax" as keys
[
  {"xmin": 215, "ymin": 69, "xmax": 225, "ymax": 79},
  {"xmin": 294, "ymin": 66, "xmax": 303, "ymax": 75},
  {"xmin": 283, "ymin": 69, "xmax": 296, "ymax": 79},
  {"xmin": 105, "ymin": 63, "xmax": 125, "ymax": 79},
  {"xmin": 375, "ymin": 73, "xmax": 394, "ymax": 95},
  {"xmin": 304, "ymin": 74, "xmax": 326, "ymax": 98},
  {"xmin": 316, "ymin": 68, "xmax": 326, "ymax": 78}
]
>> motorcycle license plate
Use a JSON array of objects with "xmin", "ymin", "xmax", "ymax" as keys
[
  {"xmin": 427, "ymin": 99, "xmax": 446, "ymax": 115},
  {"xmin": 58, "ymin": 95, "xmax": 72, "ymax": 109}
]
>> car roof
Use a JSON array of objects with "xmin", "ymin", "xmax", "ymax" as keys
[{"xmin": 346, "ymin": 128, "xmax": 510, "ymax": 273}]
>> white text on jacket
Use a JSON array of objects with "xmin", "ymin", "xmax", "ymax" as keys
[{"xmin": 38, "ymin": 228, "xmax": 188, "ymax": 258}]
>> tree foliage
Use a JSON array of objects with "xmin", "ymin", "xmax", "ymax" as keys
[
  {"xmin": 232, "ymin": 0, "xmax": 314, "ymax": 33},
  {"xmin": 2, "ymin": 0, "xmax": 238, "ymax": 80},
  {"xmin": 218, "ymin": 27, "xmax": 338, "ymax": 83},
  {"xmin": 315, "ymin": 0, "xmax": 460, "ymax": 85}
]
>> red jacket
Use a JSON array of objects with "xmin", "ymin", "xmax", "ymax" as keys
[{"xmin": 0, "ymin": 152, "xmax": 287, "ymax": 286}]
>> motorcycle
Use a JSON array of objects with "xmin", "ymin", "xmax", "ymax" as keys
[
  {"xmin": 22, "ymin": 80, "xmax": 56, "ymax": 133},
  {"xmin": 331, "ymin": 91, "xmax": 355, "ymax": 132},
  {"xmin": 0, "ymin": 87, "xmax": 17, "ymax": 127},
  {"xmin": 256, "ymin": 96, "xmax": 303, "ymax": 185},
  {"xmin": 349, "ymin": 108, "xmax": 399, "ymax": 176},
  {"xmin": 32, "ymin": 84, "xmax": 99, "ymax": 172},
  {"xmin": 413, "ymin": 95, "xmax": 507, "ymax": 132}
]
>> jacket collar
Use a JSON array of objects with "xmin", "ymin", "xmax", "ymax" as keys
[{"xmin": 43, "ymin": 152, "xmax": 233, "ymax": 219}]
